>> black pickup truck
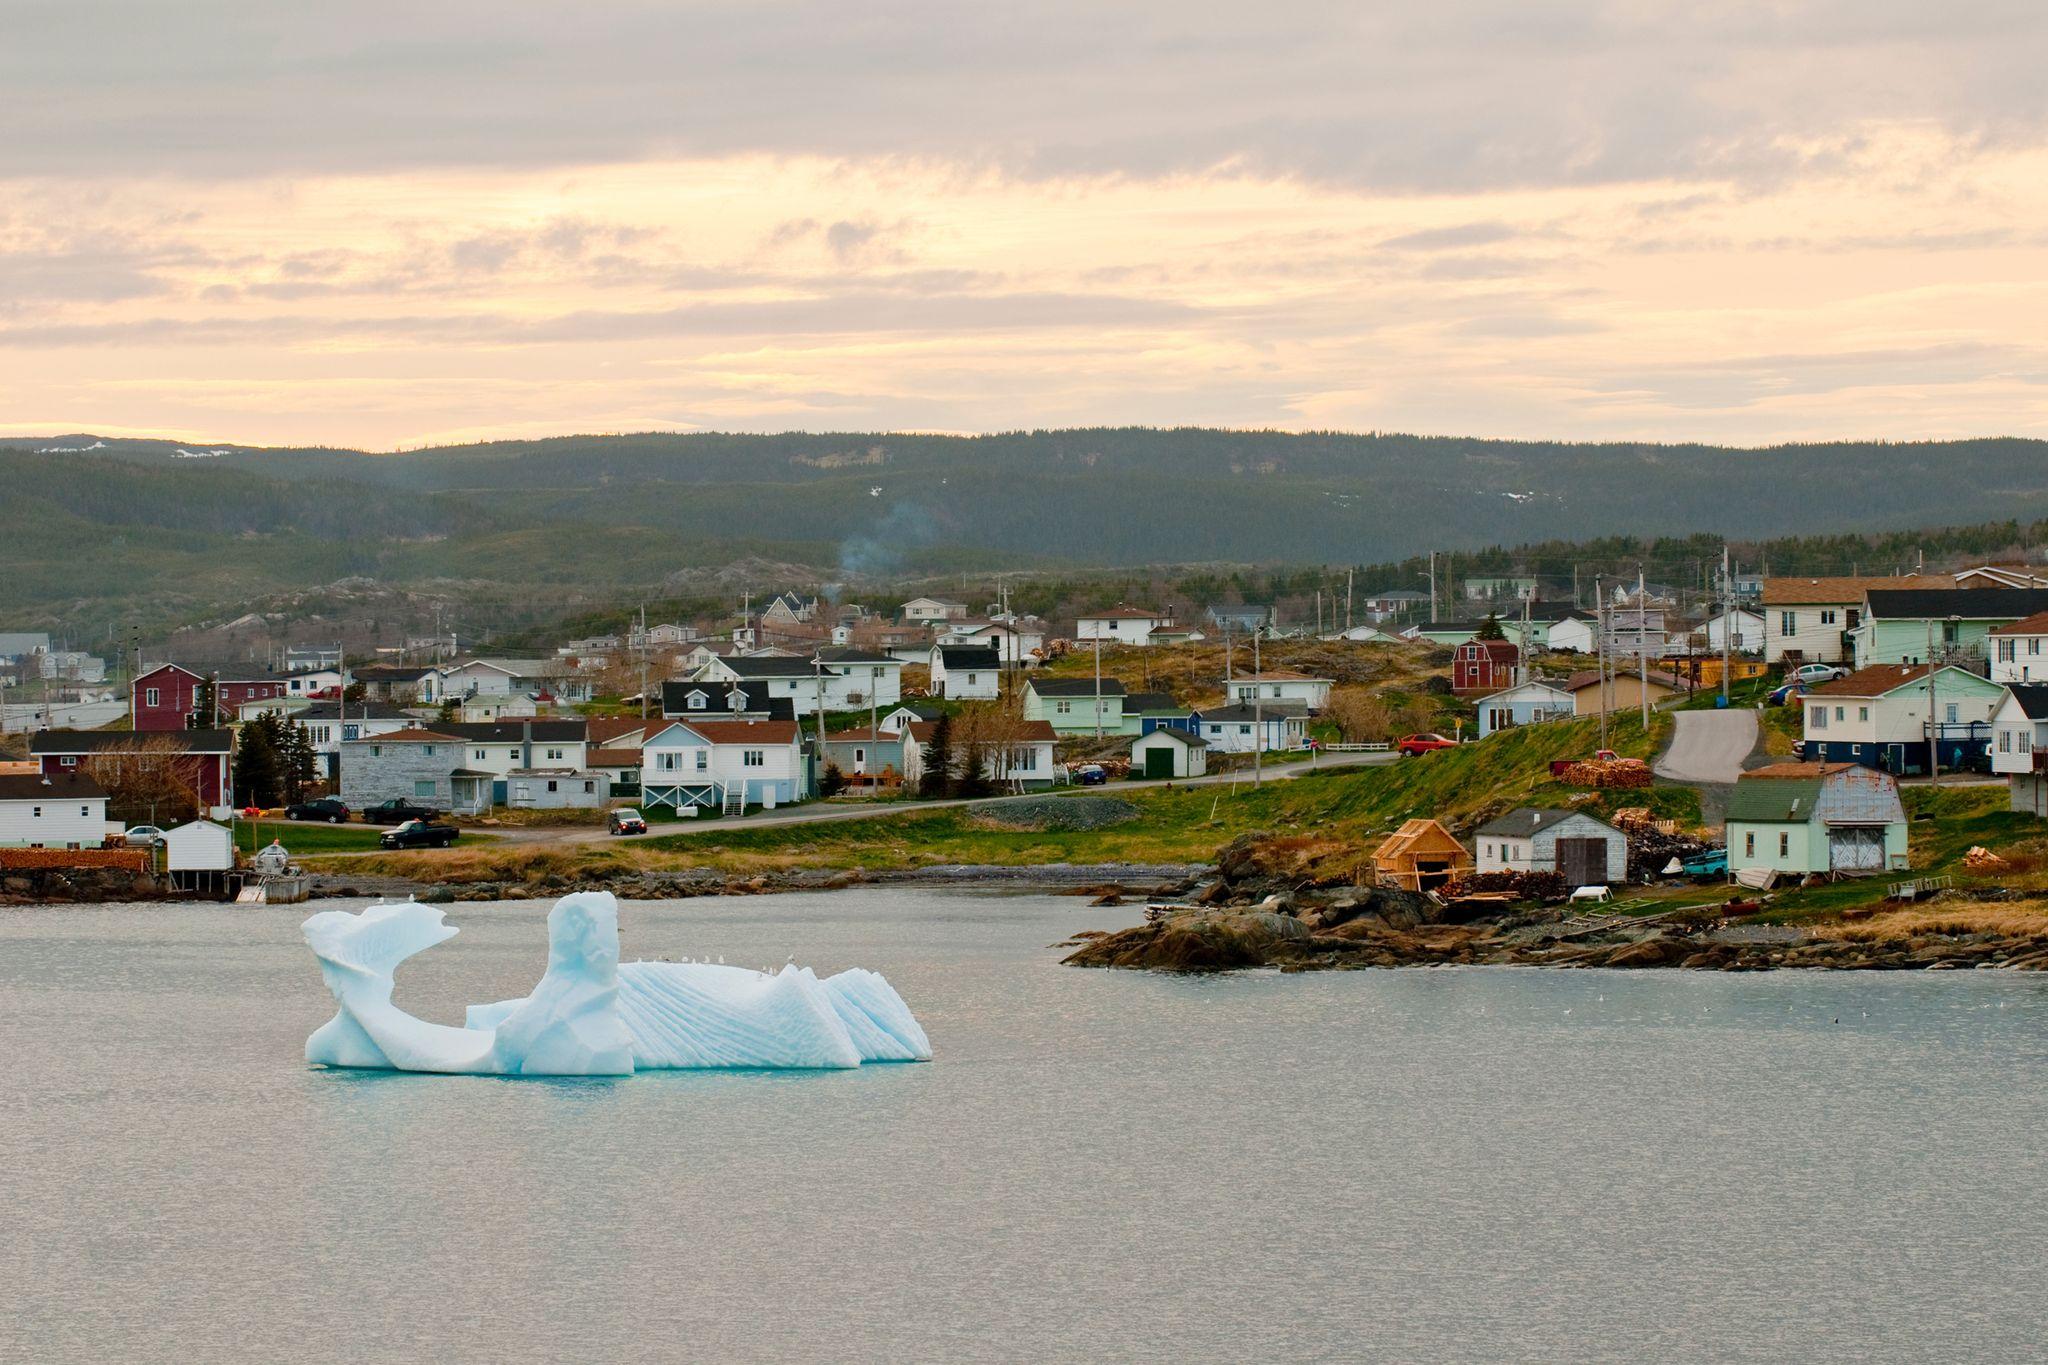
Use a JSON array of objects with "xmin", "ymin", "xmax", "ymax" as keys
[
  {"xmin": 379, "ymin": 819, "xmax": 460, "ymax": 850},
  {"xmin": 361, "ymin": 798, "xmax": 442, "ymax": 825}
]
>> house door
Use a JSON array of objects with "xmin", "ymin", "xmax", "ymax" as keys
[
  {"xmin": 1488, "ymin": 707, "xmax": 1511, "ymax": 733},
  {"xmin": 1555, "ymin": 837, "xmax": 1608, "ymax": 887},
  {"xmin": 1828, "ymin": 826, "xmax": 1884, "ymax": 873},
  {"xmin": 1144, "ymin": 746, "xmax": 1176, "ymax": 779}
]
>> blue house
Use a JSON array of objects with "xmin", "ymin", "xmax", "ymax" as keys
[{"xmin": 1125, "ymin": 690, "xmax": 1198, "ymax": 736}]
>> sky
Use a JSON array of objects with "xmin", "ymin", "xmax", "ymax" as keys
[{"xmin": 6, "ymin": 1, "xmax": 2048, "ymax": 449}]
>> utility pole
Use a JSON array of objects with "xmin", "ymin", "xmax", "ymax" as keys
[
  {"xmin": 1596, "ymin": 582, "xmax": 1609, "ymax": 750},
  {"xmin": 1927, "ymin": 619, "xmax": 1940, "ymax": 787},
  {"xmin": 1637, "ymin": 569, "xmax": 1650, "ymax": 731},
  {"xmin": 1428, "ymin": 551, "xmax": 1439, "ymax": 623},
  {"xmin": 813, "ymin": 654, "xmax": 828, "ymax": 791},
  {"xmin": 638, "ymin": 604, "xmax": 649, "ymax": 720},
  {"xmin": 1346, "ymin": 568, "xmax": 1354, "ymax": 632},
  {"xmin": 1251, "ymin": 626, "xmax": 1264, "ymax": 788},
  {"xmin": 1092, "ymin": 635, "xmax": 1104, "ymax": 740},
  {"xmin": 1720, "ymin": 545, "xmax": 1733, "ymax": 705}
]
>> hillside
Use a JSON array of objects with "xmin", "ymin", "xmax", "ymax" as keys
[{"xmin": 10, "ymin": 428, "xmax": 2048, "ymax": 626}]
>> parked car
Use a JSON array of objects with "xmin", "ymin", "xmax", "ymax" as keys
[
  {"xmin": 1397, "ymin": 733, "xmax": 1458, "ymax": 756},
  {"xmin": 379, "ymin": 819, "xmax": 459, "ymax": 850},
  {"xmin": 1076, "ymin": 764, "xmax": 1109, "ymax": 786},
  {"xmin": 1681, "ymin": 848, "xmax": 1729, "ymax": 877},
  {"xmin": 285, "ymin": 797, "xmax": 350, "ymax": 823},
  {"xmin": 608, "ymin": 809, "xmax": 648, "ymax": 836},
  {"xmin": 123, "ymin": 825, "xmax": 168, "ymax": 845},
  {"xmin": 1767, "ymin": 682, "xmax": 1805, "ymax": 707},
  {"xmin": 362, "ymin": 798, "xmax": 441, "ymax": 824},
  {"xmin": 1790, "ymin": 663, "xmax": 1846, "ymax": 685}
]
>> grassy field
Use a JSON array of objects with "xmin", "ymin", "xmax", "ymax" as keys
[{"xmin": 234, "ymin": 820, "xmax": 390, "ymax": 853}]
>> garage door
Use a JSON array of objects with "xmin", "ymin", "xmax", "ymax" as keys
[
  {"xmin": 1144, "ymin": 746, "xmax": 1176, "ymax": 779},
  {"xmin": 1829, "ymin": 826, "xmax": 1884, "ymax": 873},
  {"xmin": 1555, "ymin": 837, "xmax": 1608, "ymax": 888}
]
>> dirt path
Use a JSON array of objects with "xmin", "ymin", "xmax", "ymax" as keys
[{"xmin": 1655, "ymin": 709, "xmax": 1761, "ymax": 786}]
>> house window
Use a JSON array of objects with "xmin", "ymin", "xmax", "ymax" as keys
[
  {"xmin": 31, "ymin": 806, "xmax": 40, "ymax": 818},
  {"xmin": 413, "ymin": 780, "xmax": 435, "ymax": 799},
  {"xmin": 657, "ymin": 752, "xmax": 679, "ymax": 772},
  {"xmin": 2000, "ymin": 730, "xmax": 2013, "ymax": 753},
  {"xmin": 59, "ymin": 756, "xmax": 76, "ymax": 768},
  {"xmin": 2032, "ymin": 639, "xmax": 2042, "ymax": 657},
  {"xmin": 743, "ymin": 750, "xmax": 765, "ymax": 767},
  {"xmin": 1811, "ymin": 707, "xmax": 1827, "ymax": 730},
  {"xmin": 546, "ymin": 748, "xmax": 563, "ymax": 761},
  {"xmin": 1858, "ymin": 706, "xmax": 1869, "ymax": 722},
  {"xmin": 1945, "ymin": 703, "xmax": 1959, "ymax": 724},
  {"xmin": 2000, "ymin": 640, "xmax": 2017, "ymax": 662},
  {"xmin": 80, "ymin": 805, "xmax": 89, "ymax": 817},
  {"xmin": 1834, "ymin": 706, "xmax": 1844, "ymax": 722},
  {"xmin": 1239, "ymin": 724, "xmax": 1251, "ymax": 735},
  {"xmin": 582, "ymin": 781, "xmax": 593, "ymax": 793},
  {"xmin": 1780, "ymin": 612, "xmax": 1796, "ymax": 636},
  {"xmin": 2025, "ymin": 733, "xmax": 2035, "ymax": 755},
  {"xmin": 1745, "ymin": 832, "xmax": 1756, "ymax": 856},
  {"xmin": 422, "ymin": 745, "xmax": 435, "ymax": 756},
  {"xmin": 1820, "ymin": 610, "xmax": 1837, "ymax": 626},
  {"xmin": 145, "ymin": 687, "xmax": 160, "ymax": 707},
  {"xmin": 370, "ymin": 746, "xmax": 381, "ymax": 757},
  {"xmin": 1055, "ymin": 700, "xmax": 1072, "ymax": 714},
  {"xmin": 547, "ymin": 780, "xmax": 558, "ymax": 793},
  {"xmin": 476, "ymin": 749, "xmax": 487, "ymax": 760},
  {"xmin": 1779, "ymin": 832, "xmax": 1789, "ymax": 857}
]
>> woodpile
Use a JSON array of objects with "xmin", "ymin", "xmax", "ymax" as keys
[
  {"xmin": 1558, "ymin": 757, "xmax": 1653, "ymax": 788},
  {"xmin": 1963, "ymin": 845, "xmax": 2010, "ymax": 871},
  {"xmin": 1610, "ymin": 806, "xmax": 1679, "ymax": 835}
]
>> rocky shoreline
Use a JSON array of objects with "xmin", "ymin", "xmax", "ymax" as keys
[{"xmin": 1059, "ymin": 835, "xmax": 2048, "ymax": 974}]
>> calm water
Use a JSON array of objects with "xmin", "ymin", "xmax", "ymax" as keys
[{"xmin": 4, "ymin": 890, "xmax": 2047, "ymax": 1363}]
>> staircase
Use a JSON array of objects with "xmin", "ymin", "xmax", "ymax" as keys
[{"xmin": 722, "ymin": 785, "xmax": 746, "ymax": 817}]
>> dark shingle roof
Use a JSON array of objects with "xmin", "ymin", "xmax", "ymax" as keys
[
  {"xmin": 1196, "ymin": 701, "xmax": 1309, "ymax": 722},
  {"xmin": 1864, "ymin": 588, "xmax": 2048, "ymax": 619},
  {"xmin": 435, "ymin": 720, "xmax": 587, "ymax": 743},
  {"xmin": 2004, "ymin": 684, "xmax": 2048, "ymax": 720},
  {"xmin": 1029, "ymin": 678, "xmax": 1128, "ymax": 698},
  {"xmin": 0, "ymin": 772, "xmax": 107, "ymax": 801},
  {"xmin": 1138, "ymin": 727, "xmax": 1208, "ymax": 748},
  {"xmin": 1474, "ymin": 807, "xmax": 1614, "ymax": 839},
  {"xmin": 936, "ymin": 646, "xmax": 1000, "ymax": 670},
  {"xmin": 1124, "ymin": 691, "xmax": 1183, "ymax": 713},
  {"xmin": 31, "ymin": 728, "xmax": 233, "ymax": 755}
]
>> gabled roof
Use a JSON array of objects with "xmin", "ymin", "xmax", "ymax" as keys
[
  {"xmin": 31, "ymin": 728, "xmax": 232, "ymax": 755},
  {"xmin": 1561, "ymin": 668, "xmax": 1681, "ymax": 693},
  {"xmin": 1471, "ymin": 679, "xmax": 1573, "ymax": 703},
  {"xmin": 1028, "ymin": 678, "xmax": 1128, "ymax": 698},
  {"xmin": 1136, "ymin": 727, "xmax": 1208, "ymax": 748},
  {"xmin": 1081, "ymin": 606, "xmax": 1169, "ymax": 620},
  {"xmin": 1805, "ymin": 663, "xmax": 1936, "ymax": 697},
  {"xmin": 1475, "ymin": 807, "xmax": 1614, "ymax": 839},
  {"xmin": 935, "ymin": 646, "xmax": 1000, "ymax": 670},
  {"xmin": 585, "ymin": 748, "xmax": 643, "ymax": 768},
  {"xmin": 1124, "ymin": 691, "xmax": 1185, "ymax": 713},
  {"xmin": 288, "ymin": 702, "xmax": 416, "ymax": 721},
  {"xmin": 657, "ymin": 718, "xmax": 802, "ymax": 745},
  {"xmin": 823, "ymin": 727, "xmax": 904, "ymax": 743},
  {"xmin": 2002, "ymin": 684, "xmax": 2048, "ymax": 720},
  {"xmin": 1761, "ymin": 574, "xmax": 1953, "ymax": 605},
  {"xmin": 1197, "ymin": 702, "xmax": 1310, "ymax": 722},
  {"xmin": 1990, "ymin": 610, "xmax": 2048, "ymax": 637},
  {"xmin": 1230, "ymin": 669, "xmax": 1330, "ymax": 683},
  {"xmin": 906, "ymin": 720, "xmax": 1058, "ymax": 744},
  {"xmin": 717, "ymin": 656, "xmax": 820, "ymax": 678},
  {"xmin": 435, "ymin": 720, "xmax": 588, "ymax": 743},
  {"xmin": 0, "ymin": 772, "xmax": 107, "ymax": 801},
  {"xmin": 814, "ymin": 647, "xmax": 899, "ymax": 665},
  {"xmin": 347, "ymin": 727, "xmax": 461, "ymax": 744},
  {"xmin": 1456, "ymin": 639, "xmax": 1520, "ymax": 659},
  {"xmin": 661, "ymin": 678, "xmax": 793, "ymax": 718},
  {"xmin": 1864, "ymin": 587, "xmax": 2048, "ymax": 620}
]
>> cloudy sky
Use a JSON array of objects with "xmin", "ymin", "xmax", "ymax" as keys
[{"xmin": 7, "ymin": 1, "xmax": 2048, "ymax": 448}]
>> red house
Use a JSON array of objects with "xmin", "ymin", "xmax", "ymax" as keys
[
  {"xmin": 1451, "ymin": 639, "xmax": 1520, "ymax": 695},
  {"xmin": 131, "ymin": 664, "xmax": 293, "ymax": 730},
  {"xmin": 30, "ymin": 729, "xmax": 235, "ymax": 813}
]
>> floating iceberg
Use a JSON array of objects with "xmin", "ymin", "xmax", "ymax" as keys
[{"xmin": 303, "ymin": 891, "xmax": 930, "ymax": 1075}]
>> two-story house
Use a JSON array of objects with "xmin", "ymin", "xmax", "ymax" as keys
[
  {"xmin": 1075, "ymin": 607, "xmax": 1174, "ymax": 646},
  {"xmin": 640, "ymin": 718, "xmax": 807, "ymax": 815},
  {"xmin": 1022, "ymin": 677, "xmax": 1127, "ymax": 735},
  {"xmin": 1761, "ymin": 575, "xmax": 1954, "ymax": 666},
  {"xmin": 1194, "ymin": 702, "xmax": 1308, "ymax": 753},
  {"xmin": 698, "ymin": 651, "xmax": 903, "ymax": 713},
  {"xmin": 1987, "ymin": 610, "xmax": 2048, "ymax": 683},
  {"xmin": 1225, "ymin": 670, "xmax": 1333, "ymax": 712},
  {"xmin": 1990, "ymin": 683, "xmax": 2048, "ymax": 814},
  {"xmin": 0, "ymin": 772, "xmax": 111, "ymax": 848},
  {"xmin": 1849, "ymin": 588, "xmax": 2048, "ymax": 668},
  {"xmin": 900, "ymin": 597, "xmax": 968, "ymax": 625},
  {"xmin": 1799, "ymin": 663, "xmax": 2002, "ymax": 775},
  {"xmin": 1726, "ymin": 762, "xmax": 1907, "ymax": 878},
  {"xmin": 33, "ymin": 728, "xmax": 235, "ymax": 816},
  {"xmin": 931, "ymin": 645, "xmax": 1001, "ymax": 700}
]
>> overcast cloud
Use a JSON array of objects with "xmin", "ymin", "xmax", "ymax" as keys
[{"xmin": 3, "ymin": 2, "xmax": 2048, "ymax": 445}]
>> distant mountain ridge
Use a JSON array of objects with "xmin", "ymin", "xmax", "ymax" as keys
[{"xmin": 5, "ymin": 428, "xmax": 2046, "ymax": 621}]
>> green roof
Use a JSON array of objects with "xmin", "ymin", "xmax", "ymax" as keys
[{"xmin": 1725, "ymin": 777, "xmax": 1824, "ymax": 823}]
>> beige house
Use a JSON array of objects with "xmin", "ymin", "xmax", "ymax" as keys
[{"xmin": 1562, "ymin": 669, "xmax": 1681, "ymax": 716}]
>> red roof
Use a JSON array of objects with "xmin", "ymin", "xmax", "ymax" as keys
[
  {"xmin": 1990, "ymin": 610, "xmax": 2048, "ymax": 637},
  {"xmin": 585, "ymin": 718, "xmax": 650, "ymax": 745},
  {"xmin": 1085, "ymin": 606, "xmax": 1168, "ymax": 620},
  {"xmin": 354, "ymin": 727, "xmax": 461, "ymax": 744},
  {"xmin": 1805, "ymin": 663, "xmax": 1932, "ymax": 697},
  {"xmin": 1743, "ymin": 761, "xmax": 1860, "ymax": 779},
  {"xmin": 586, "ymin": 748, "xmax": 642, "ymax": 768},
  {"xmin": 906, "ymin": 720, "xmax": 1057, "ymax": 743},
  {"xmin": 1457, "ymin": 640, "xmax": 1520, "ymax": 660},
  {"xmin": 670, "ymin": 719, "xmax": 801, "ymax": 744}
]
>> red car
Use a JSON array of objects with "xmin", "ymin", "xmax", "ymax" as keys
[{"xmin": 1397, "ymin": 733, "xmax": 1458, "ymax": 756}]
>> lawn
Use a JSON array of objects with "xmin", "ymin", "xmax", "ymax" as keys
[{"xmin": 234, "ymin": 820, "xmax": 389, "ymax": 854}]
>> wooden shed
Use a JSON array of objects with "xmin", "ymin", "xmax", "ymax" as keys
[{"xmin": 1373, "ymin": 818, "xmax": 1472, "ymax": 892}]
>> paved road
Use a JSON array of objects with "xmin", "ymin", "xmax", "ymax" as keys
[{"xmin": 1654, "ymin": 708, "xmax": 1760, "ymax": 786}]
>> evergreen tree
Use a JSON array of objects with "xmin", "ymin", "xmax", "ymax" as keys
[
  {"xmin": 1474, "ymin": 612, "xmax": 1507, "ymax": 641},
  {"xmin": 232, "ymin": 717, "xmax": 283, "ymax": 808},
  {"xmin": 280, "ymin": 720, "xmax": 319, "ymax": 803},
  {"xmin": 956, "ymin": 744, "xmax": 992, "ymax": 799},
  {"xmin": 820, "ymin": 761, "xmax": 847, "ymax": 797},
  {"xmin": 189, "ymin": 676, "xmax": 216, "ymax": 729},
  {"xmin": 922, "ymin": 713, "xmax": 954, "ymax": 798}
]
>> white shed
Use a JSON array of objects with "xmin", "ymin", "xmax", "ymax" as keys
[
  {"xmin": 162, "ymin": 819, "xmax": 235, "ymax": 872},
  {"xmin": 1472, "ymin": 808, "xmax": 1627, "ymax": 887},
  {"xmin": 1132, "ymin": 727, "xmax": 1209, "ymax": 779}
]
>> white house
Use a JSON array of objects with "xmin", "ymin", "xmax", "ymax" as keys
[
  {"xmin": 902, "ymin": 720, "xmax": 1060, "ymax": 791},
  {"xmin": 1323, "ymin": 625, "xmax": 1404, "ymax": 644},
  {"xmin": 1799, "ymin": 663, "xmax": 2004, "ymax": 775},
  {"xmin": 287, "ymin": 702, "xmax": 418, "ymax": 778},
  {"xmin": 281, "ymin": 667, "xmax": 346, "ymax": 697},
  {"xmin": 1990, "ymin": 684, "xmax": 2048, "ymax": 814},
  {"xmin": 931, "ymin": 645, "xmax": 1001, "ymax": 700},
  {"xmin": 939, "ymin": 619, "xmax": 1047, "ymax": 666},
  {"xmin": 1195, "ymin": 702, "xmax": 1307, "ymax": 753},
  {"xmin": 0, "ymin": 772, "xmax": 109, "ymax": 847},
  {"xmin": 1473, "ymin": 808, "xmax": 1628, "ymax": 887},
  {"xmin": 161, "ymin": 819, "xmax": 234, "ymax": 873},
  {"xmin": 1472, "ymin": 681, "xmax": 1575, "ymax": 738},
  {"xmin": 436, "ymin": 721, "xmax": 591, "ymax": 780},
  {"xmin": 1076, "ymin": 606, "xmax": 1175, "ymax": 646},
  {"xmin": 1131, "ymin": 727, "xmax": 1208, "ymax": 779},
  {"xmin": 1989, "ymin": 611, "xmax": 2048, "ymax": 683},
  {"xmin": 901, "ymin": 597, "xmax": 968, "ymax": 625},
  {"xmin": 1544, "ymin": 617, "xmax": 1598, "ymax": 654},
  {"xmin": 426, "ymin": 658, "xmax": 590, "ymax": 704},
  {"xmin": 1701, "ymin": 608, "xmax": 1766, "ymax": 654},
  {"xmin": 699, "ymin": 652, "xmax": 902, "ymax": 712},
  {"xmin": 1224, "ymin": 670, "xmax": 1333, "ymax": 712},
  {"xmin": 1761, "ymin": 575, "xmax": 1951, "ymax": 666},
  {"xmin": 640, "ymin": 718, "xmax": 807, "ymax": 815}
]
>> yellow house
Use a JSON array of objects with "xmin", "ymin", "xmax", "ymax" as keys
[{"xmin": 1563, "ymin": 668, "xmax": 1681, "ymax": 716}]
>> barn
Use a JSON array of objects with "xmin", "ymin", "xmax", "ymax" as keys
[{"xmin": 1473, "ymin": 808, "xmax": 1628, "ymax": 888}]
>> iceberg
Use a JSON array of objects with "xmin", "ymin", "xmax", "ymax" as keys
[{"xmin": 303, "ymin": 891, "xmax": 930, "ymax": 1075}]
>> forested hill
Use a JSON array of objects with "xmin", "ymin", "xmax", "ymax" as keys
[{"xmin": 6, "ymin": 429, "xmax": 2047, "ymax": 619}]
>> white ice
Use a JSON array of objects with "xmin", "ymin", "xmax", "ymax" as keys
[{"xmin": 303, "ymin": 891, "xmax": 930, "ymax": 1075}]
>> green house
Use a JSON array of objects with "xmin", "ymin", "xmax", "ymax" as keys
[
  {"xmin": 1851, "ymin": 587, "xmax": 2048, "ymax": 668},
  {"xmin": 1023, "ymin": 677, "xmax": 1127, "ymax": 735},
  {"xmin": 1725, "ymin": 762, "xmax": 1907, "ymax": 878}
]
